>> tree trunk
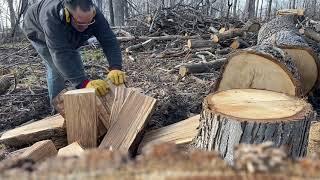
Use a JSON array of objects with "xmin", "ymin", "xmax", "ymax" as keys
[
  {"xmin": 191, "ymin": 89, "xmax": 315, "ymax": 164},
  {"xmin": 255, "ymin": 0, "xmax": 259, "ymax": 17},
  {"xmin": 113, "ymin": 0, "xmax": 124, "ymax": 26},
  {"xmin": 123, "ymin": 0, "xmax": 129, "ymax": 20},
  {"xmin": 232, "ymin": 0, "xmax": 238, "ymax": 17},
  {"xmin": 244, "ymin": 0, "xmax": 256, "ymax": 20},
  {"xmin": 259, "ymin": 0, "xmax": 263, "ymax": 19},
  {"xmin": 266, "ymin": 0, "xmax": 272, "ymax": 19},
  {"xmin": 6, "ymin": 0, "xmax": 16, "ymax": 29},
  {"xmin": 214, "ymin": 45, "xmax": 302, "ymax": 97},
  {"xmin": 108, "ymin": 0, "xmax": 115, "ymax": 26}
]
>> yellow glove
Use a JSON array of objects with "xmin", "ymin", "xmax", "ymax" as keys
[
  {"xmin": 107, "ymin": 70, "xmax": 126, "ymax": 85},
  {"xmin": 85, "ymin": 79, "xmax": 109, "ymax": 96}
]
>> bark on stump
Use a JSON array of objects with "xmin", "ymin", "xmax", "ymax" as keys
[
  {"xmin": 214, "ymin": 45, "xmax": 302, "ymax": 96},
  {"xmin": 191, "ymin": 89, "xmax": 315, "ymax": 164}
]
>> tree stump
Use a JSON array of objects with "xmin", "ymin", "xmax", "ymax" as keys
[
  {"xmin": 214, "ymin": 45, "xmax": 302, "ymax": 96},
  {"xmin": 192, "ymin": 89, "xmax": 315, "ymax": 164}
]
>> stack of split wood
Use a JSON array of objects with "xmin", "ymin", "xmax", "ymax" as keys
[{"xmin": 0, "ymin": 83, "xmax": 156, "ymax": 162}]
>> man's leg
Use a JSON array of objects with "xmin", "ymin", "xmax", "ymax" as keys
[{"xmin": 30, "ymin": 41, "xmax": 65, "ymax": 102}]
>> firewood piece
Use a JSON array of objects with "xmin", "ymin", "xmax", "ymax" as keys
[
  {"xmin": 139, "ymin": 115, "xmax": 200, "ymax": 152},
  {"xmin": 99, "ymin": 91, "xmax": 156, "ymax": 152},
  {"xmin": 276, "ymin": 9, "xmax": 305, "ymax": 16},
  {"xmin": 57, "ymin": 142, "xmax": 84, "ymax": 157},
  {"xmin": 19, "ymin": 140, "xmax": 57, "ymax": 162},
  {"xmin": 212, "ymin": 28, "xmax": 244, "ymax": 43},
  {"xmin": 208, "ymin": 26, "xmax": 218, "ymax": 33},
  {"xmin": 307, "ymin": 122, "xmax": 320, "ymax": 155},
  {"xmin": 125, "ymin": 39, "xmax": 154, "ymax": 53},
  {"xmin": 179, "ymin": 58, "xmax": 227, "ymax": 77},
  {"xmin": 64, "ymin": 89, "xmax": 97, "ymax": 148},
  {"xmin": 300, "ymin": 27, "xmax": 320, "ymax": 43},
  {"xmin": 214, "ymin": 45, "xmax": 302, "ymax": 97},
  {"xmin": 241, "ymin": 20, "xmax": 261, "ymax": 32},
  {"xmin": 192, "ymin": 89, "xmax": 315, "ymax": 164},
  {"xmin": 261, "ymin": 30, "xmax": 320, "ymax": 95},
  {"xmin": 109, "ymin": 87, "xmax": 131, "ymax": 125},
  {"xmin": 0, "ymin": 75, "xmax": 11, "ymax": 95},
  {"xmin": 0, "ymin": 115, "xmax": 66, "ymax": 148},
  {"xmin": 230, "ymin": 37, "xmax": 250, "ymax": 49},
  {"xmin": 187, "ymin": 39, "xmax": 217, "ymax": 49}
]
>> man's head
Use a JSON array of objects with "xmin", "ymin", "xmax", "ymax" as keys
[{"xmin": 64, "ymin": 0, "xmax": 96, "ymax": 32}]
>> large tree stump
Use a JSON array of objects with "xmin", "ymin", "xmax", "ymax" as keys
[
  {"xmin": 192, "ymin": 89, "xmax": 315, "ymax": 164},
  {"xmin": 214, "ymin": 45, "xmax": 302, "ymax": 96}
]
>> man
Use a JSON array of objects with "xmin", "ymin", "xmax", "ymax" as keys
[{"xmin": 21, "ymin": 0, "xmax": 125, "ymax": 104}]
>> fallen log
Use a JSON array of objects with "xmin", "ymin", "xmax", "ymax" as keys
[
  {"xmin": 276, "ymin": 9, "xmax": 305, "ymax": 16},
  {"xmin": 125, "ymin": 39, "xmax": 154, "ymax": 53},
  {"xmin": 214, "ymin": 45, "xmax": 302, "ymax": 96},
  {"xmin": 99, "ymin": 91, "xmax": 156, "ymax": 152},
  {"xmin": 139, "ymin": 115, "xmax": 200, "ymax": 152},
  {"xmin": 211, "ymin": 28, "xmax": 244, "ymax": 43},
  {"xmin": 259, "ymin": 31, "xmax": 320, "ymax": 95},
  {"xmin": 215, "ymin": 48, "xmax": 232, "ymax": 55},
  {"xmin": 179, "ymin": 58, "xmax": 227, "ymax": 77},
  {"xmin": 191, "ymin": 89, "xmax": 315, "ymax": 164},
  {"xmin": 64, "ymin": 89, "xmax": 97, "ymax": 148},
  {"xmin": 257, "ymin": 15, "xmax": 299, "ymax": 45},
  {"xmin": 300, "ymin": 27, "xmax": 320, "ymax": 43},
  {"xmin": 0, "ymin": 115, "xmax": 66, "ymax": 148},
  {"xmin": 187, "ymin": 39, "xmax": 217, "ymax": 49}
]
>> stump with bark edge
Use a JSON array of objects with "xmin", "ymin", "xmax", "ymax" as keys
[
  {"xmin": 214, "ymin": 45, "xmax": 302, "ymax": 97},
  {"xmin": 191, "ymin": 89, "xmax": 315, "ymax": 164}
]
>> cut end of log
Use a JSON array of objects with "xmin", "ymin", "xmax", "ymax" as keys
[
  {"xmin": 179, "ymin": 66, "xmax": 188, "ymax": 77},
  {"xmin": 217, "ymin": 50, "xmax": 299, "ymax": 96},
  {"xmin": 219, "ymin": 28, "xmax": 226, "ymax": 33},
  {"xmin": 206, "ymin": 89, "xmax": 308, "ymax": 121},
  {"xmin": 212, "ymin": 35, "xmax": 219, "ymax": 43}
]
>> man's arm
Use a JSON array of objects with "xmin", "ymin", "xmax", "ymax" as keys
[{"xmin": 91, "ymin": 9, "xmax": 123, "ymax": 70}]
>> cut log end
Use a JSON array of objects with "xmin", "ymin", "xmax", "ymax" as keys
[
  {"xmin": 207, "ymin": 89, "xmax": 308, "ymax": 121},
  {"xmin": 216, "ymin": 49, "xmax": 300, "ymax": 96}
]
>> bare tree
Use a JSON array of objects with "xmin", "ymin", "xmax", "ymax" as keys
[
  {"xmin": 244, "ymin": 0, "xmax": 256, "ymax": 20},
  {"xmin": 266, "ymin": 0, "xmax": 272, "ymax": 19},
  {"xmin": 6, "ymin": 0, "xmax": 16, "ymax": 29},
  {"xmin": 233, "ymin": 0, "xmax": 238, "ymax": 17},
  {"xmin": 108, "ymin": 0, "xmax": 115, "ymax": 26}
]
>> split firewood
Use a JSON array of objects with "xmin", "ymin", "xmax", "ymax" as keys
[
  {"xmin": 179, "ymin": 58, "xmax": 227, "ymax": 77},
  {"xmin": 191, "ymin": 89, "xmax": 315, "ymax": 164},
  {"xmin": 19, "ymin": 140, "xmax": 57, "ymax": 162},
  {"xmin": 64, "ymin": 89, "xmax": 98, "ymax": 148},
  {"xmin": 214, "ymin": 45, "xmax": 302, "ymax": 96},
  {"xmin": 300, "ymin": 27, "xmax": 320, "ymax": 43},
  {"xmin": 0, "ymin": 115, "xmax": 66, "ymax": 148},
  {"xmin": 58, "ymin": 142, "xmax": 84, "ymax": 157},
  {"xmin": 125, "ymin": 39, "xmax": 155, "ymax": 53},
  {"xmin": 138, "ymin": 115, "xmax": 200, "ymax": 153},
  {"xmin": 230, "ymin": 37, "xmax": 250, "ymax": 49}
]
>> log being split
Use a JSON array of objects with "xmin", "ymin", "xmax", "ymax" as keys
[
  {"xmin": 214, "ymin": 45, "xmax": 302, "ymax": 96},
  {"xmin": 260, "ymin": 30, "xmax": 320, "ymax": 95},
  {"xmin": 191, "ymin": 89, "xmax": 315, "ymax": 164}
]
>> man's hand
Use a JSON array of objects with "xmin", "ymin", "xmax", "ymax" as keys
[
  {"xmin": 107, "ymin": 70, "xmax": 126, "ymax": 86},
  {"xmin": 86, "ymin": 79, "xmax": 109, "ymax": 96}
]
